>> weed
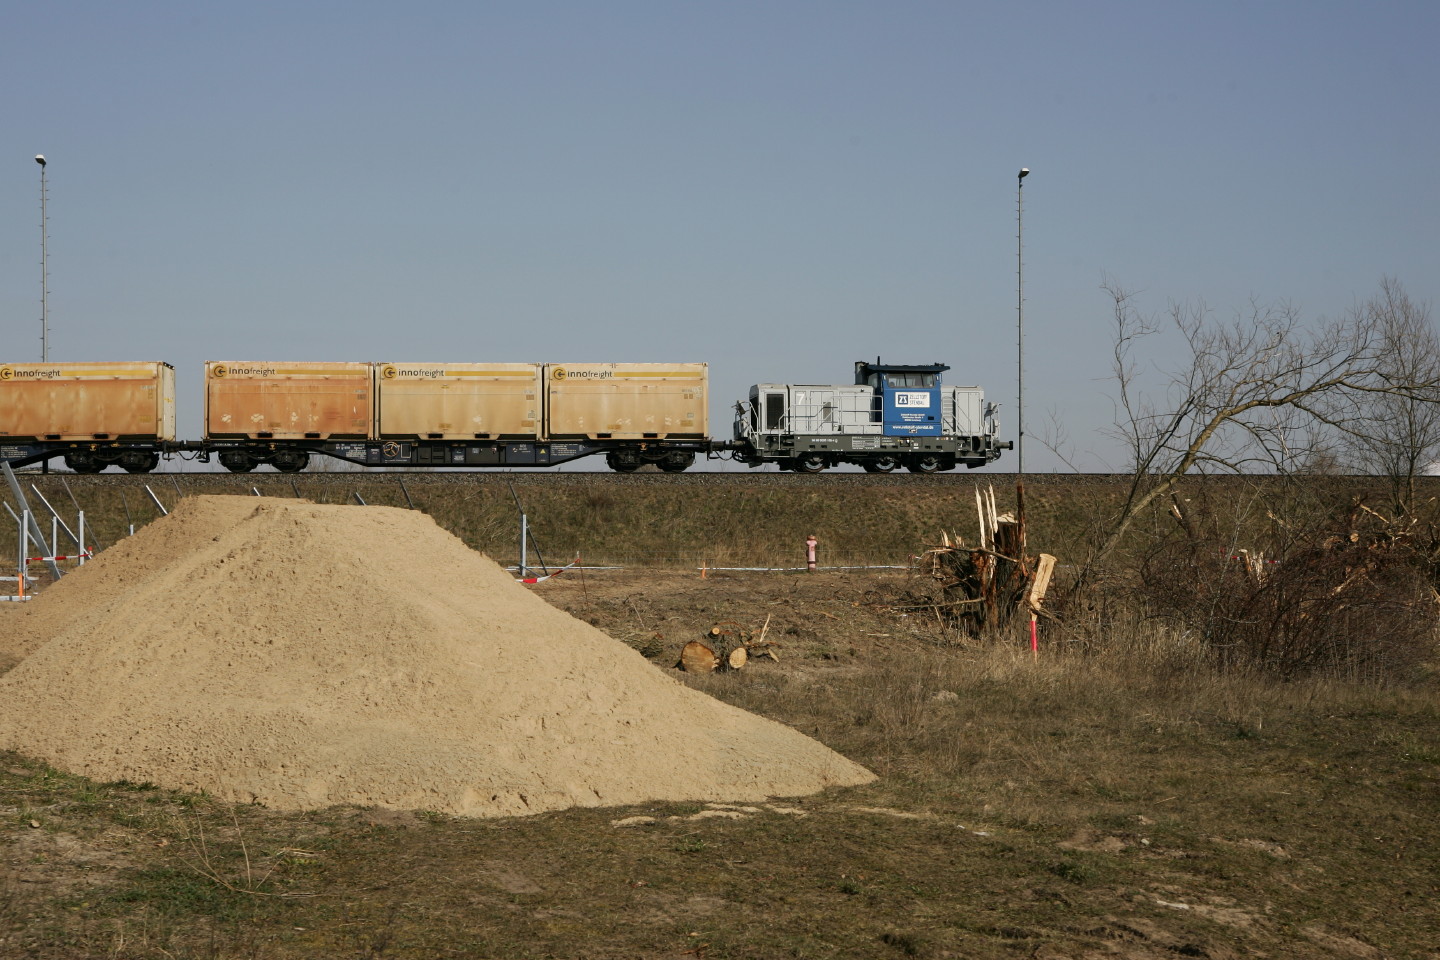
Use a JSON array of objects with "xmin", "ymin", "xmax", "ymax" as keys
[
  {"xmin": 1047, "ymin": 856, "xmax": 1098, "ymax": 885},
  {"xmin": 673, "ymin": 836, "xmax": 710, "ymax": 855}
]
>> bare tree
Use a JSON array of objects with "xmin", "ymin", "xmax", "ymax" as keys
[
  {"xmin": 1081, "ymin": 277, "xmax": 1434, "ymax": 584},
  {"xmin": 1338, "ymin": 278, "xmax": 1440, "ymax": 517}
]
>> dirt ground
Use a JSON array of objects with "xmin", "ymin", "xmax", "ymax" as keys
[{"xmin": 530, "ymin": 566, "xmax": 928, "ymax": 673}]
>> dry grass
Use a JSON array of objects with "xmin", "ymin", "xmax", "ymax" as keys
[{"xmin": 1, "ymin": 472, "xmax": 1129, "ymax": 574}]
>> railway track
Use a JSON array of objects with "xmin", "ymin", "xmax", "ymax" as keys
[{"xmin": 20, "ymin": 469, "xmax": 1143, "ymax": 490}]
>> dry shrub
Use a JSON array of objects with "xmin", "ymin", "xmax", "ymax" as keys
[{"xmin": 1131, "ymin": 503, "xmax": 1440, "ymax": 685}]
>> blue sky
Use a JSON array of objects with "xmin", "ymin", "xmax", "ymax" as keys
[{"xmin": 4, "ymin": 1, "xmax": 1436, "ymax": 471}]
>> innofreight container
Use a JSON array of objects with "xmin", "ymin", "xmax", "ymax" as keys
[
  {"xmin": 543, "ymin": 363, "xmax": 708, "ymax": 440},
  {"xmin": 375, "ymin": 362, "xmax": 542, "ymax": 440},
  {"xmin": 0, "ymin": 361, "xmax": 175, "ymax": 441},
  {"xmin": 204, "ymin": 361, "xmax": 372, "ymax": 440}
]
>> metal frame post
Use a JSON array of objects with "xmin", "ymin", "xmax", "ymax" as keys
[
  {"xmin": 59, "ymin": 477, "xmax": 101, "ymax": 553},
  {"xmin": 4, "ymin": 462, "xmax": 61, "ymax": 579},
  {"xmin": 520, "ymin": 512, "xmax": 529, "ymax": 578},
  {"xmin": 30, "ymin": 483, "xmax": 80, "ymax": 551},
  {"xmin": 120, "ymin": 489, "xmax": 135, "ymax": 536}
]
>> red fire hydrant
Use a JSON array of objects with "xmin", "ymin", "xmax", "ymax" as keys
[{"xmin": 805, "ymin": 535, "xmax": 818, "ymax": 573}]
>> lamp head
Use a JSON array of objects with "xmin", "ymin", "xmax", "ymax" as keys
[
  {"xmin": 1018, "ymin": 167, "xmax": 1029, "ymax": 180},
  {"xmin": 35, "ymin": 155, "xmax": 46, "ymax": 167}
]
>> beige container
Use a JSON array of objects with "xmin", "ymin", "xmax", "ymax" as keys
[
  {"xmin": 0, "ymin": 361, "xmax": 175, "ymax": 441},
  {"xmin": 205, "ymin": 361, "xmax": 372, "ymax": 439},
  {"xmin": 544, "ymin": 363, "xmax": 708, "ymax": 439},
  {"xmin": 375, "ymin": 363, "xmax": 543, "ymax": 439}
]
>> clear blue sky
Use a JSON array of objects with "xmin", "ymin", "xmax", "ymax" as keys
[{"xmin": 4, "ymin": 1, "xmax": 1436, "ymax": 471}]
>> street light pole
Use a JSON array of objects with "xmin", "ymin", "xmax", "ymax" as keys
[
  {"xmin": 36, "ymin": 155, "xmax": 48, "ymax": 363},
  {"xmin": 1017, "ymin": 167, "xmax": 1029, "ymax": 477}
]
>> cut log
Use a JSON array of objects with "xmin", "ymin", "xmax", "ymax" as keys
[
  {"xmin": 680, "ymin": 640, "xmax": 720, "ymax": 673},
  {"xmin": 726, "ymin": 646, "xmax": 748, "ymax": 670}
]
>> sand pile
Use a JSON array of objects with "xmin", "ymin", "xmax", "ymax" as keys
[{"xmin": 0, "ymin": 496, "xmax": 873, "ymax": 817}]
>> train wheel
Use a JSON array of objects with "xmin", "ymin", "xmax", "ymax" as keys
[
  {"xmin": 863, "ymin": 455, "xmax": 899, "ymax": 474},
  {"xmin": 907, "ymin": 455, "xmax": 941, "ymax": 474},
  {"xmin": 120, "ymin": 451, "xmax": 160, "ymax": 474},
  {"xmin": 220, "ymin": 451, "xmax": 256, "ymax": 474},
  {"xmin": 273, "ymin": 450, "xmax": 310, "ymax": 473},
  {"xmin": 794, "ymin": 454, "xmax": 826, "ymax": 474},
  {"xmin": 65, "ymin": 452, "xmax": 104, "ymax": 474},
  {"xmin": 605, "ymin": 451, "xmax": 641, "ymax": 473},
  {"xmin": 657, "ymin": 451, "xmax": 695, "ymax": 473}
]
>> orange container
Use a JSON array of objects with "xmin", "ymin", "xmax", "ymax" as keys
[
  {"xmin": 204, "ymin": 361, "xmax": 372, "ymax": 440},
  {"xmin": 543, "ymin": 363, "xmax": 707, "ymax": 440},
  {"xmin": 0, "ymin": 361, "xmax": 175, "ymax": 441},
  {"xmin": 375, "ymin": 363, "xmax": 542, "ymax": 439}
]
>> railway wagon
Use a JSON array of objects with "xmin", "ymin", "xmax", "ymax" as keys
[
  {"xmin": 204, "ymin": 362, "xmax": 372, "ymax": 473},
  {"xmin": 547, "ymin": 363, "xmax": 707, "ymax": 472},
  {"xmin": 203, "ymin": 360, "xmax": 710, "ymax": 472},
  {"xmin": 0, "ymin": 361, "xmax": 174, "ymax": 473}
]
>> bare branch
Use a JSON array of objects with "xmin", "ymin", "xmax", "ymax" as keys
[{"xmin": 1078, "ymin": 277, "xmax": 1439, "ymax": 586}]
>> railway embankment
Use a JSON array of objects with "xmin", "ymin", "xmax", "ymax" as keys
[{"xmin": 3, "ymin": 470, "xmax": 1431, "ymax": 574}]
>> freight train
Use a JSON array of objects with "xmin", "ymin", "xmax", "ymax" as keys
[{"xmin": 0, "ymin": 359, "xmax": 1008, "ymax": 474}]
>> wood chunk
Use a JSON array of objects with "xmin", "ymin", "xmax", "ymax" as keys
[
  {"xmin": 1026, "ymin": 553, "xmax": 1057, "ymax": 612},
  {"xmin": 680, "ymin": 640, "xmax": 719, "ymax": 673}
]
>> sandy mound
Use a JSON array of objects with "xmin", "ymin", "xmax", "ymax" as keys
[{"xmin": 0, "ymin": 496, "xmax": 873, "ymax": 817}]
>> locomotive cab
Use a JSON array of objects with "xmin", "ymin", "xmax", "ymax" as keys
[{"xmin": 854, "ymin": 360, "xmax": 948, "ymax": 437}]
